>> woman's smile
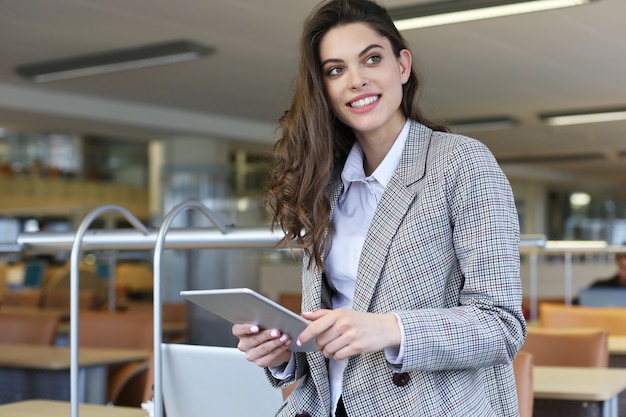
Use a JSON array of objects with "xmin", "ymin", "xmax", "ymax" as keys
[
  {"xmin": 319, "ymin": 22, "xmax": 411, "ymax": 144},
  {"xmin": 348, "ymin": 94, "xmax": 380, "ymax": 111}
]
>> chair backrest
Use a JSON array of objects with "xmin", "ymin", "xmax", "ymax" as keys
[
  {"xmin": 513, "ymin": 351, "xmax": 534, "ymax": 417},
  {"xmin": 77, "ymin": 311, "xmax": 153, "ymax": 349},
  {"xmin": 41, "ymin": 289, "xmax": 100, "ymax": 310},
  {"xmin": 108, "ymin": 357, "xmax": 151, "ymax": 407},
  {"xmin": 0, "ymin": 312, "xmax": 61, "ymax": 345},
  {"xmin": 126, "ymin": 301, "xmax": 187, "ymax": 322},
  {"xmin": 521, "ymin": 326, "xmax": 609, "ymax": 367},
  {"xmin": 0, "ymin": 290, "xmax": 42, "ymax": 308},
  {"xmin": 74, "ymin": 311, "xmax": 153, "ymax": 408},
  {"xmin": 278, "ymin": 292, "xmax": 302, "ymax": 314},
  {"xmin": 124, "ymin": 302, "xmax": 187, "ymax": 343},
  {"xmin": 539, "ymin": 303, "xmax": 626, "ymax": 336}
]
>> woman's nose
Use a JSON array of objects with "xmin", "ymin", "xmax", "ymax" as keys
[{"xmin": 348, "ymin": 69, "xmax": 368, "ymax": 90}]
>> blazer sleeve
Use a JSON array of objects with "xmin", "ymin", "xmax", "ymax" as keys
[{"xmin": 393, "ymin": 135, "xmax": 526, "ymax": 373}]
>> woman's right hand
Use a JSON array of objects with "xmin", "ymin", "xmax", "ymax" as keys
[{"xmin": 232, "ymin": 323, "xmax": 292, "ymax": 368}]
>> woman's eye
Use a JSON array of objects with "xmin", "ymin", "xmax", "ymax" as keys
[
  {"xmin": 366, "ymin": 55, "xmax": 381, "ymax": 65},
  {"xmin": 327, "ymin": 66, "xmax": 343, "ymax": 76}
]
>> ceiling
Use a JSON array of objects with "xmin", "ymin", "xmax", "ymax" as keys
[{"xmin": 1, "ymin": 0, "xmax": 625, "ymax": 190}]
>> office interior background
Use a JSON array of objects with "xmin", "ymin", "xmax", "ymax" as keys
[{"xmin": 1, "ymin": 0, "xmax": 626, "ymax": 346}]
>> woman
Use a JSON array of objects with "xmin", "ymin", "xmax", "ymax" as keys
[{"xmin": 233, "ymin": 0, "xmax": 526, "ymax": 415}]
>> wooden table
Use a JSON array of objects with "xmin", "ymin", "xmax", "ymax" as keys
[
  {"xmin": 0, "ymin": 399, "xmax": 147, "ymax": 417},
  {"xmin": 0, "ymin": 344, "xmax": 149, "ymax": 405},
  {"xmin": 534, "ymin": 366, "xmax": 626, "ymax": 417},
  {"xmin": 608, "ymin": 336, "xmax": 626, "ymax": 371},
  {"xmin": 56, "ymin": 321, "xmax": 186, "ymax": 343},
  {"xmin": 610, "ymin": 336, "xmax": 626, "ymax": 355}
]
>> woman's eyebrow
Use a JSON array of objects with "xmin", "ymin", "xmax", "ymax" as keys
[
  {"xmin": 359, "ymin": 44, "xmax": 384, "ymax": 57},
  {"xmin": 321, "ymin": 57, "xmax": 343, "ymax": 67},
  {"xmin": 321, "ymin": 44, "xmax": 384, "ymax": 68}
]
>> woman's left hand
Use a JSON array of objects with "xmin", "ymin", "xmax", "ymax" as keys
[{"xmin": 297, "ymin": 309, "xmax": 401, "ymax": 360}]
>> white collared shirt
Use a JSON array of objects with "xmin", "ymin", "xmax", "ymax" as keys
[
  {"xmin": 270, "ymin": 121, "xmax": 410, "ymax": 416},
  {"xmin": 324, "ymin": 119, "xmax": 410, "ymax": 415}
]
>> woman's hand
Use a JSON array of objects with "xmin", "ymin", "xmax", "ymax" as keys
[
  {"xmin": 232, "ymin": 324, "xmax": 292, "ymax": 368},
  {"xmin": 297, "ymin": 309, "xmax": 401, "ymax": 360}
]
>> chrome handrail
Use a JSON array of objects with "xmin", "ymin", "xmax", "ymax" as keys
[{"xmin": 68, "ymin": 205, "xmax": 150, "ymax": 417}]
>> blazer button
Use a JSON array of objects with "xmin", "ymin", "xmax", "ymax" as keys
[
  {"xmin": 295, "ymin": 413, "xmax": 311, "ymax": 417},
  {"xmin": 393, "ymin": 372, "xmax": 410, "ymax": 387}
]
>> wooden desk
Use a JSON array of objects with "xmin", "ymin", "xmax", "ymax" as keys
[
  {"xmin": 534, "ymin": 366, "xmax": 626, "ymax": 417},
  {"xmin": 608, "ymin": 336, "xmax": 626, "ymax": 371},
  {"xmin": 56, "ymin": 321, "xmax": 186, "ymax": 342},
  {"xmin": 0, "ymin": 344, "xmax": 148, "ymax": 405},
  {"xmin": 0, "ymin": 399, "xmax": 146, "ymax": 417}
]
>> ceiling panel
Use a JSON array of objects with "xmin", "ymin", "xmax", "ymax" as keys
[{"xmin": 0, "ymin": 0, "xmax": 624, "ymax": 187}]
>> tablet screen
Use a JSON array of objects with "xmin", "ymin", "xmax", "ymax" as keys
[{"xmin": 181, "ymin": 288, "xmax": 316, "ymax": 352}]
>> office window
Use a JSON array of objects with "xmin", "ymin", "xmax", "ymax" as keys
[{"xmin": 549, "ymin": 189, "xmax": 626, "ymax": 244}]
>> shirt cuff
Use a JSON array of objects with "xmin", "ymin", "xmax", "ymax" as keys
[
  {"xmin": 384, "ymin": 312, "xmax": 405, "ymax": 365},
  {"xmin": 268, "ymin": 353, "xmax": 296, "ymax": 380}
]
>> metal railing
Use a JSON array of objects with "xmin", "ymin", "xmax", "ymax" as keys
[{"xmin": 6, "ymin": 202, "xmax": 625, "ymax": 416}]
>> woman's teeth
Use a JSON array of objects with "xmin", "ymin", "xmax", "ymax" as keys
[{"xmin": 350, "ymin": 96, "xmax": 379, "ymax": 108}]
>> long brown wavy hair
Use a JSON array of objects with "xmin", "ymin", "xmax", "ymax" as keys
[{"xmin": 266, "ymin": 0, "xmax": 448, "ymax": 270}]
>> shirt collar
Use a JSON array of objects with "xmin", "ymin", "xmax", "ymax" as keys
[{"xmin": 341, "ymin": 119, "xmax": 411, "ymax": 189}]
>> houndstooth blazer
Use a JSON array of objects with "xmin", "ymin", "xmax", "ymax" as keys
[{"xmin": 271, "ymin": 120, "xmax": 527, "ymax": 417}]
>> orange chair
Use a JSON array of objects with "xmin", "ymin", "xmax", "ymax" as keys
[
  {"xmin": 77, "ymin": 311, "xmax": 153, "ymax": 350},
  {"xmin": 108, "ymin": 356, "xmax": 151, "ymax": 406},
  {"xmin": 278, "ymin": 292, "xmax": 302, "ymax": 314},
  {"xmin": 0, "ymin": 312, "xmax": 61, "ymax": 345},
  {"xmin": 0, "ymin": 290, "xmax": 42, "ymax": 308},
  {"xmin": 513, "ymin": 351, "xmax": 534, "ymax": 417},
  {"xmin": 124, "ymin": 301, "xmax": 187, "ymax": 343},
  {"xmin": 521, "ymin": 326, "xmax": 609, "ymax": 367},
  {"xmin": 126, "ymin": 301, "xmax": 187, "ymax": 321},
  {"xmin": 41, "ymin": 289, "xmax": 101, "ymax": 310},
  {"xmin": 539, "ymin": 303, "xmax": 626, "ymax": 336},
  {"xmin": 76, "ymin": 311, "xmax": 153, "ymax": 406}
]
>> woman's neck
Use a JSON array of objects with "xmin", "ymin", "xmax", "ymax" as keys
[{"xmin": 355, "ymin": 117, "xmax": 407, "ymax": 176}]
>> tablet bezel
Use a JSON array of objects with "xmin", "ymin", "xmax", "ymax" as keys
[{"xmin": 180, "ymin": 288, "xmax": 315, "ymax": 352}]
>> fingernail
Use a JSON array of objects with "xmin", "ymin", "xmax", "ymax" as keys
[
  {"xmin": 270, "ymin": 330, "xmax": 278, "ymax": 338},
  {"xmin": 279, "ymin": 334, "xmax": 287, "ymax": 342},
  {"xmin": 296, "ymin": 339, "xmax": 302, "ymax": 347},
  {"xmin": 250, "ymin": 325, "xmax": 259, "ymax": 333}
]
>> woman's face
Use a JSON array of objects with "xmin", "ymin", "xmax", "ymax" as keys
[{"xmin": 319, "ymin": 22, "xmax": 411, "ymax": 142}]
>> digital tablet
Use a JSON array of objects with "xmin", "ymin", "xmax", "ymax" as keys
[{"xmin": 180, "ymin": 288, "xmax": 316, "ymax": 352}]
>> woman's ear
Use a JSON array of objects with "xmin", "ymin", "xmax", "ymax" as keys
[{"xmin": 398, "ymin": 49, "xmax": 412, "ymax": 84}]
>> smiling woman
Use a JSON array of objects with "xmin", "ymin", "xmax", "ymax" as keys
[
  {"xmin": 230, "ymin": 1, "xmax": 526, "ymax": 417},
  {"xmin": 319, "ymin": 23, "xmax": 410, "ymax": 174}
]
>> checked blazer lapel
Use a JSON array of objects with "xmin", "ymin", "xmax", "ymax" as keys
[
  {"xmin": 300, "ymin": 166, "xmax": 343, "ymax": 412},
  {"xmin": 352, "ymin": 121, "xmax": 432, "ymax": 312}
]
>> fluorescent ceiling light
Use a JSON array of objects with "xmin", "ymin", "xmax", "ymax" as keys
[
  {"xmin": 389, "ymin": 0, "xmax": 596, "ymax": 31},
  {"xmin": 569, "ymin": 192, "xmax": 591, "ymax": 207},
  {"xmin": 541, "ymin": 109, "xmax": 626, "ymax": 126},
  {"xmin": 15, "ymin": 40, "xmax": 214, "ymax": 83},
  {"xmin": 448, "ymin": 116, "xmax": 518, "ymax": 132}
]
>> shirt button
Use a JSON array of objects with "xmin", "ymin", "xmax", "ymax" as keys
[{"xmin": 393, "ymin": 372, "xmax": 410, "ymax": 387}]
